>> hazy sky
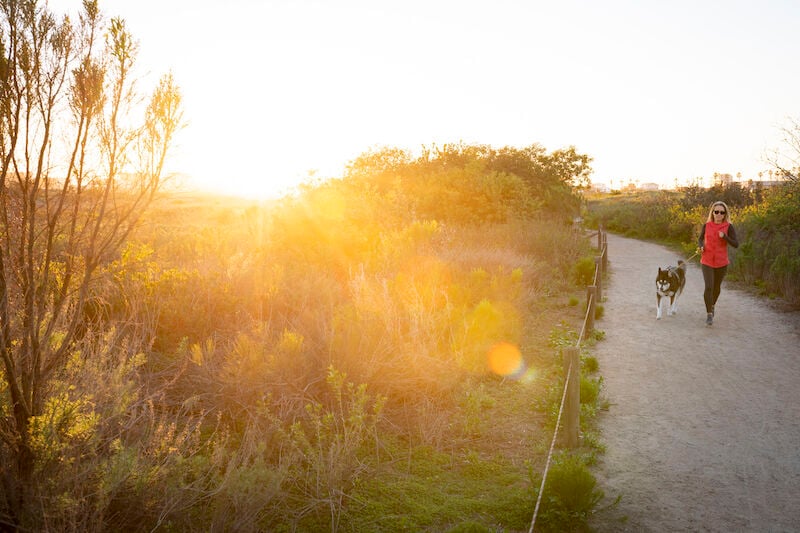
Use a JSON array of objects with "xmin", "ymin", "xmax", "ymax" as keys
[{"xmin": 49, "ymin": 0, "xmax": 800, "ymax": 197}]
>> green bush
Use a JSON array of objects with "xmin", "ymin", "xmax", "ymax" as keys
[
  {"xmin": 537, "ymin": 453, "xmax": 604, "ymax": 531},
  {"xmin": 582, "ymin": 355, "xmax": 599, "ymax": 374},
  {"xmin": 573, "ymin": 257, "xmax": 596, "ymax": 286},
  {"xmin": 594, "ymin": 304, "xmax": 605, "ymax": 320},
  {"xmin": 580, "ymin": 376, "xmax": 601, "ymax": 405}
]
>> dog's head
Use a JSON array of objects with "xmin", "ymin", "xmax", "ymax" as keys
[
  {"xmin": 656, "ymin": 260, "xmax": 687, "ymax": 293},
  {"xmin": 656, "ymin": 267, "xmax": 675, "ymax": 294},
  {"xmin": 657, "ymin": 265, "xmax": 682, "ymax": 292}
]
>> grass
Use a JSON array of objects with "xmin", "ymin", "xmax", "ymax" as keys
[
  {"xmin": 3, "ymin": 137, "xmax": 616, "ymax": 531},
  {"xmin": 341, "ymin": 444, "xmax": 534, "ymax": 532},
  {"xmin": 320, "ymin": 285, "xmax": 606, "ymax": 532},
  {"xmin": 74, "ymin": 193, "xmax": 615, "ymax": 530},
  {"xmin": 337, "ymin": 381, "xmax": 544, "ymax": 533},
  {"xmin": 321, "ymin": 225, "xmax": 607, "ymax": 531}
]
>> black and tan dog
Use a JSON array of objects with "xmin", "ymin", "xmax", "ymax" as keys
[{"xmin": 656, "ymin": 260, "xmax": 686, "ymax": 319}]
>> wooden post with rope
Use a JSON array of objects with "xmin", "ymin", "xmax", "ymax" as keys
[
  {"xmin": 602, "ymin": 229, "xmax": 608, "ymax": 270},
  {"xmin": 586, "ymin": 285, "xmax": 596, "ymax": 334},
  {"xmin": 594, "ymin": 256, "xmax": 603, "ymax": 303},
  {"xmin": 563, "ymin": 346, "xmax": 580, "ymax": 448},
  {"xmin": 530, "ymin": 225, "xmax": 609, "ymax": 530}
]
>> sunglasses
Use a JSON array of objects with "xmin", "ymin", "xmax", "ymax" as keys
[{"xmin": 713, "ymin": 209, "xmax": 726, "ymax": 215}]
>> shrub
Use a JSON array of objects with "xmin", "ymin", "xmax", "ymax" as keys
[
  {"xmin": 594, "ymin": 304, "xmax": 605, "ymax": 320},
  {"xmin": 536, "ymin": 453, "xmax": 603, "ymax": 531},
  {"xmin": 580, "ymin": 376, "xmax": 601, "ymax": 405},
  {"xmin": 573, "ymin": 257, "xmax": 596, "ymax": 287},
  {"xmin": 582, "ymin": 355, "xmax": 599, "ymax": 374}
]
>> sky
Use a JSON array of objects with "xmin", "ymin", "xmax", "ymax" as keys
[{"xmin": 48, "ymin": 0, "xmax": 800, "ymax": 198}]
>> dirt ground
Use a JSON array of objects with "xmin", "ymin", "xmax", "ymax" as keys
[{"xmin": 588, "ymin": 233, "xmax": 800, "ymax": 532}]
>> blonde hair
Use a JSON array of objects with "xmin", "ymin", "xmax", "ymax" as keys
[{"xmin": 706, "ymin": 201, "xmax": 731, "ymax": 223}]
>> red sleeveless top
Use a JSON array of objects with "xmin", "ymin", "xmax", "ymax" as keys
[{"xmin": 701, "ymin": 221, "xmax": 731, "ymax": 268}]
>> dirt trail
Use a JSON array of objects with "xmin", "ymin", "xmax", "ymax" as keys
[{"xmin": 588, "ymin": 233, "xmax": 800, "ymax": 532}]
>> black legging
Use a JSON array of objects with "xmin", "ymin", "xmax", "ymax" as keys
[{"xmin": 701, "ymin": 264, "xmax": 727, "ymax": 313}]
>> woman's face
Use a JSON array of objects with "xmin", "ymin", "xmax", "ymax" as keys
[{"xmin": 713, "ymin": 204, "xmax": 726, "ymax": 220}]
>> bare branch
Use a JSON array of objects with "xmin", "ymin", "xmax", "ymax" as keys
[{"xmin": 765, "ymin": 116, "xmax": 800, "ymax": 183}]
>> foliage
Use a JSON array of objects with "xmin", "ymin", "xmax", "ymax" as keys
[
  {"xmin": 580, "ymin": 375, "xmax": 601, "ymax": 407},
  {"xmin": 573, "ymin": 256, "xmax": 597, "ymax": 286},
  {"xmin": 0, "ymin": 4, "xmax": 604, "ymax": 527},
  {"xmin": 284, "ymin": 367, "xmax": 386, "ymax": 530},
  {"xmin": 533, "ymin": 453, "xmax": 604, "ymax": 532},
  {"xmin": 0, "ymin": 1, "xmax": 183, "ymax": 528},
  {"xmin": 341, "ymin": 443, "xmax": 534, "ymax": 532},
  {"xmin": 731, "ymin": 181, "xmax": 800, "ymax": 302},
  {"xmin": 344, "ymin": 142, "xmax": 592, "ymax": 223},
  {"xmin": 586, "ymin": 190, "xmax": 701, "ymax": 243},
  {"xmin": 585, "ymin": 181, "xmax": 800, "ymax": 306},
  {"xmin": 582, "ymin": 355, "xmax": 599, "ymax": 374},
  {"xmin": 594, "ymin": 304, "xmax": 605, "ymax": 320}
]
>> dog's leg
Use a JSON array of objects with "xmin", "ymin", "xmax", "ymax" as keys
[
  {"xmin": 656, "ymin": 295, "xmax": 663, "ymax": 319},
  {"xmin": 668, "ymin": 295, "xmax": 676, "ymax": 316}
]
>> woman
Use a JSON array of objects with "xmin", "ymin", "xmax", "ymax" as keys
[{"xmin": 697, "ymin": 201, "xmax": 739, "ymax": 326}]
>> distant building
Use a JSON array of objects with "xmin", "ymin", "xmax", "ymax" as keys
[
  {"xmin": 590, "ymin": 182, "xmax": 610, "ymax": 193},
  {"xmin": 640, "ymin": 182, "xmax": 659, "ymax": 191},
  {"xmin": 745, "ymin": 179, "xmax": 784, "ymax": 191}
]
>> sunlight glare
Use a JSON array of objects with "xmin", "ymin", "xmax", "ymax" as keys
[{"xmin": 487, "ymin": 342, "xmax": 524, "ymax": 378}]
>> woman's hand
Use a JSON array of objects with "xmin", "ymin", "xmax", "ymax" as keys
[{"xmin": 718, "ymin": 231, "xmax": 725, "ymax": 239}]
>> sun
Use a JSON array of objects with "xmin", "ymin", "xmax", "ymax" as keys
[{"xmin": 167, "ymin": 130, "xmax": 322, "ymax": 200}]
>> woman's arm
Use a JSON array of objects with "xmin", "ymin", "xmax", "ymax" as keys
[
  {"xmin": 724, "ymin": 224, "xmax": 739, "ymax": 248},
  {"xmin": 698, "ymin": 223, "xmax": 706, "ymax": 249}
]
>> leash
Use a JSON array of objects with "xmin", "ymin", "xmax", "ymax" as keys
[{"xmin": 685, "ymin": 250, "xmax": 700, "ymax": 262}]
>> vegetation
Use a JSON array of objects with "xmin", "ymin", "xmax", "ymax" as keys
[
  {"xmin": 15, "ymin": 1, "xmax": 797, "ymax": 530},
  {"xmin": 584, "ymin": 180, "xmax": 800, "ymax": 306},
  {"xmin": 1, "ymin": 3, "xmax": 606, "ymax": 529},
  {"xmin": 1, "ymin": 0, "xmax": 183, "ymax": 529}
]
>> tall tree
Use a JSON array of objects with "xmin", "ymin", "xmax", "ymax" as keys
[{"xmin": 0, "ymin": 0, "xmax": 183, "ymax": 525}]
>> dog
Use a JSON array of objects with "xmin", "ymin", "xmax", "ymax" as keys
[{"xmin": 656, "ymin": 260, "xmax": 686, "ymax": 319}]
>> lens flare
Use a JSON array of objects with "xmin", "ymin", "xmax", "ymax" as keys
[{"xmin": 488, "ymin": 342, "xmax": 524, "ymax": 377}]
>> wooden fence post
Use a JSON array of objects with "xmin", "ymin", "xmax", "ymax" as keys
[
  {"xmin": 594, "ymin": 256, "xmax": 603, "ymax": 303},
  {"xmin": 602, "ymin": 231, "xmax": 608, "ymax": 270},
  {"xmin": 586, "ymin": 286, "xmax": 596, "ymax": 333},
  {"xmin": 564, "ymin": 346, "xmax": 580, "ymax": 448}
]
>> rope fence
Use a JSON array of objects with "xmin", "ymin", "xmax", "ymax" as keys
[{"xmin": 528, "ymin": 226, "xmax": 608, "ymax": 532}]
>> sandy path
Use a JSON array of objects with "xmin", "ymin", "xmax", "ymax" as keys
[{"xmin": 588, "ymin": 233, "xmax": 800, "ymax": 532}]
